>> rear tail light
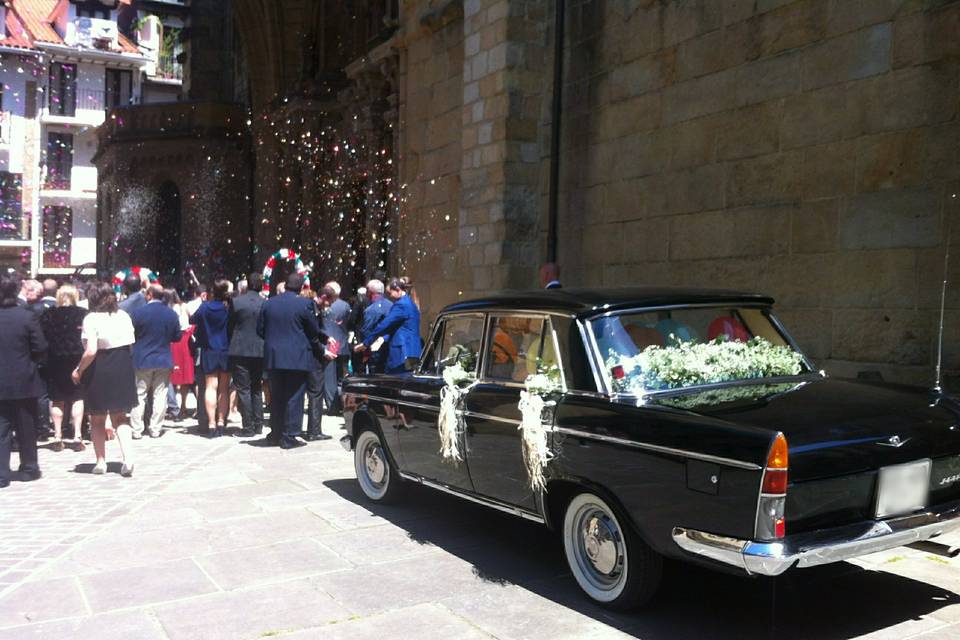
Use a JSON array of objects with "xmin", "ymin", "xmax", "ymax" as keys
[{"xmin": 756, "ymin": 433, "xmax": 788, "ymax": 541}]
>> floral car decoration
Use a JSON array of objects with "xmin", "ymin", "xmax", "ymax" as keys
[{"xmin": 340, "ymin": 287, "xmax": 960, "ymax": 611}]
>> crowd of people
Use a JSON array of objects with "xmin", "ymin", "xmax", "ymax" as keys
[{"xmin": 0, "ymin": 269, "xmax": 422, "ymax": 486}]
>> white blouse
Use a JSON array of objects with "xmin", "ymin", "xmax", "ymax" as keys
[{"xmin": 81, "ymin": 311, "xmax": 136, "ymax": 350}]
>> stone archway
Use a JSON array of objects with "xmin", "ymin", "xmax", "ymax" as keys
[{"xmin": 156, "ymin": 180, "xmax": 181, "ymax": 283}]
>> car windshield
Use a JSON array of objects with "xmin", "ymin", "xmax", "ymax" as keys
[{"xmin": 590, "ymin": 307, "xmax": 809, "ymax": 394}]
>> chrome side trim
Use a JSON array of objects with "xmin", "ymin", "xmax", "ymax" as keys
[
  {"xmin": 674, "ymin": 499, "xmax": 960, "ymax": 576},
  {"xmin": 463, "ymin": 410, "xmax": 520, "ymax": 426},
  {"xmin": 399, "ymin": 472, "xmax": 545, "ymax": 523},
  {"xmin": 555, "ymin": 427, "xmax": 763, "ymax": 471},
  {"xmin": 400, "ymin": 390, "xmax": 432, "ymax": 401},
  {"xmin": 361, "ymin": 394, "xmax": 437, "ymax": 413}
]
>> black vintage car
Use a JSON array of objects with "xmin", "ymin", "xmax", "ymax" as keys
[{"xmin": 340, "ymin": 288, "xmax": 960, "ymax": 609}]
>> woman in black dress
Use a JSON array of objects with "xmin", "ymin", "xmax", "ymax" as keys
[
  {"xmin": 40, "ymin": 284, "xmax": 87, "ymax": 452},
  {"xmin": 71, "ymin": 283, "xmax": 138, "ymax": 477}
]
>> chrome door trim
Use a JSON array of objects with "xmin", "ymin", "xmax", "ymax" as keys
[
  {"xmin": 554, "ymin": 427, "xmax": 763, "ymax": 471},
  {"xmin": 400, "ymin": 389, "xmax": 432, "ymax": 401},
  {"xmin": 462, "ymin": 410, "xmax": 520, "ymax": 426},
  {"xmin": 362, "ymin": 394, "xmax": 437, "ymax": 413},
  {"xmin": 399, "ymin": 471, "xmax": 545, "ymax": 523}
]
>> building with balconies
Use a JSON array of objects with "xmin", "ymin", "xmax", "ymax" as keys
[
  {"xmin": 118, "ymin": 0, "xmax": 187, "ymax": 104},
  {"xmin": 0, "ymin": 0, "xmax": 146, "ymax": 275}
]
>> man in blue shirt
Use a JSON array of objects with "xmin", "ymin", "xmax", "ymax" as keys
[{"xmin": 130, "ymin": 284, "xmax": 182, "ymax": 439}]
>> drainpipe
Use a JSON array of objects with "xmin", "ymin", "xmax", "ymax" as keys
[{"xmin": 546, "ymin": 0, "xmax": 565, "ymax": 263}]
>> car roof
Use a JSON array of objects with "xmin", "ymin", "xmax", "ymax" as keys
[{"xmin": 440, "ymin": 287, "xmax": 775, "ymax": 318}]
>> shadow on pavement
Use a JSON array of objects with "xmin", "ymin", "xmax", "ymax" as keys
[
  {"xmin": 73, "ymin": 462, "xmax": 124, "ymax": 474},
  {"xmin": 323, "ymin": 477, "xmax": 960, "ymax": 640}
]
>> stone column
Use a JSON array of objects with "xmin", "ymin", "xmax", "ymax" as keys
[{"xmin": 459, "ymin": 0, "xmax": 549, "ymax": 294}]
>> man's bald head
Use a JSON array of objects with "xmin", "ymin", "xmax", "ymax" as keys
[{"xmin": 539, "ymin": 262, "xmax": 560, "ymax": 288}]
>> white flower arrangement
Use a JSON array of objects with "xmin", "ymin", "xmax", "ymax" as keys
[
  {"xmin": 609, "ymin": 337, "xmax": 804, "ymax": 394},
  {"xmin": 518, "ymin": 362, "xmax": 563, "ymax": 493},
  {"xmin": 438, "ymin": 362, "xmax": 477, "ymax": 463}
]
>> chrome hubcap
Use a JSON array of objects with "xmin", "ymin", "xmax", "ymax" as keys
[
  {"xmin": 573, "ymin": 505, "xmax": 624, "ymax": 590},
  {"xmin": 583, "ymin": 515, "xmax": 619, "ymax": 575},
  {"xmin": 364, "ymin": 444, "xmax": 386, "ymax": 485}
]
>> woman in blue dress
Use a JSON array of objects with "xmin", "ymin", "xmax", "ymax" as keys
[
  {"xmin": 355, "ymin": 277, "xmax": 422, "ymax": 374},
  {"xmin": 190, "ymin": 279, "xmax": 231, "ymax": 436}
]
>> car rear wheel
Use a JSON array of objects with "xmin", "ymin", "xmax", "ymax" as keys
[
  {"xmin": 562, "ymin": 492, "xmax": 662, "ymax": 609},
  {"xmin": 354, "ymin": 429, "xmax": 401, "ymax": 503}
]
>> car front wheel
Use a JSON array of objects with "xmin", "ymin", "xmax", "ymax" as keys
[
  {"xmin": 354, "ymin": 429, "xmax": 401, "ymax": 503},
  {"xmin": 562, "ymin": 492, "xmax": 662, "ymax": 609}
]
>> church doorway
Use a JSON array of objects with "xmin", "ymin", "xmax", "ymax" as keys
[{"xmin": 156, "ymin": 181, "xmax": 182, "ymax": 285}]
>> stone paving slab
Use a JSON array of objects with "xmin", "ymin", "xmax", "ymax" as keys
[
  {"xmin": 278, "ymin": 602, "xmax": 495, "ymax": 640},
  {"xmin": 152, "ymin": 576, "xmax": 352, "ymax": 640},
  {"xmin": 2, "ymin": 414, "xmax": 960, "ymax": 639}
]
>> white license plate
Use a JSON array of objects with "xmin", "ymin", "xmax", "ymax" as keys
[{"xmin": 875, "ymin": 459, "xmax": 932, "ymax": 519}]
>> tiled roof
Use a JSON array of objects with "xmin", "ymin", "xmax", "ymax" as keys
[
  {"xmin": 9, "ymin": 0, "xmax": 144, "ymax": 55},
  {"xmin": 0, "ymin": 32, "xmax": 37, "ymax": 51},
  {"xmin": 12, "ymin": 0, "xmax": 61, "ymax": 44},
  {"xmin": 0, "ymin": 10, "xmax": 38, "ymax": 51},
  {"xmin": 117, "ymin": 33, "xmax": 138, "ymax": 54}
]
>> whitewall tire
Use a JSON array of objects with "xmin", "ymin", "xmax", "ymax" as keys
[
  {"xmin": 562, "ymin": 492, "xmax": 662, "ymax": 609},
  {"xmin": 354, "ymin": 429, "xmax": 401, "ymax": 503}
]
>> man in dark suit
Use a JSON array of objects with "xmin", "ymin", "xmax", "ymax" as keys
[
  {"xmin": 539, "ymin": 263, "xmax": 562, "ymax": 289},
  {"xmin": 118, "ymin": 273, "xmax": 146, "ymax": 314},
  {"xmin": 0, "ymin": 274, "xmax": 47, "ymax": 487},
  {"xmin": 31, "ymin": 279, "xmax": 57, "ymax": 313},
  {"xmin": 358, "ymin": 279, "xmax": 392, "ymax": 374},
  {"xmin": 306, "ymin": 281, "xmax": 350, "ymax": 439},
  {"xmin": 257, "ymin": 273, "xmax": 324, "ymax": 449},
  {"xmin": 229, "ymin": 272, "xmax": 266, "ymax": 437},
  {"xmin": 130, "ymin": 284, "xmax": 182, "ymax": 439}
]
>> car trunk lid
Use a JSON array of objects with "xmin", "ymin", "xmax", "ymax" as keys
[{"xmin": 649, "ymin": 378, "xmax": 960, "ymax": 483}]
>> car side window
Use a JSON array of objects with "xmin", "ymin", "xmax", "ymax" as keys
[
  {"xmin": 419, "ymin": 321, "xmax": 444, "ymax": 376},
  {"xmin": 484, "ymin": 315, "xmax": 554, "ymax": 384},
  {"xmin": 421, "ymin": 314, "xmax": 485, "ymax": 377}
]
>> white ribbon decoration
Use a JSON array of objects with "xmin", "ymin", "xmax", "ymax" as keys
[
  {"xmin": 437, "ymin": 364, "xmax": 476, "ymax": 463},
  {"xmin": 518, "ymin": 390, "xmax": 553, "ymax": 493},
  {"xmin": 438, "ymin": 383, "xmax": 467, "ymax": 463}
]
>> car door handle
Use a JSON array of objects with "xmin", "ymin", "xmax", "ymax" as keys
[{"xmin": 399, "ymin": 390, "xmax": 432, "ymax": 401}]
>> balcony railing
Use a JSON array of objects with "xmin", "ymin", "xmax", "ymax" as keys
[
  {"xmin": 156, "ymin": 52, "xmax": 183, "ymax": 82},
  {"xmin": 47, "ymin": 88, "xmax": 139, "ymax": 117}
]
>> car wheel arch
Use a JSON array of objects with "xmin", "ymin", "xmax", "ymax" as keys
[
  {"xmin": 350, "ymin": 406, "xmax": 402, "ymax": 470},
  {"xmin": 545, "ymin": 477, "xmax": 653, "ymax": 546}
]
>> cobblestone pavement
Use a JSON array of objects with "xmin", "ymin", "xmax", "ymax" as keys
[{"xmin": 1, "ymin": 415, "xmax": 959, "ymax": 639}]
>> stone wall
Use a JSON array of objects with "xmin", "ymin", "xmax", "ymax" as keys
[
  {"xmin": 550, "ymin": 0, "xmax": 959, "ymax": 387},
  {"xmin": 224, "ymin": 0, "xmax": 958, "ymax": 388},
  {"xmin": 394, "ymin": 1, "xmax": 465, "ymax": 316}
]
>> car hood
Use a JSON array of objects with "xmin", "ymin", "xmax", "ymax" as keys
[{"xmin": 649, "ymin": 378, "xmax": 960, "ymax": 482}]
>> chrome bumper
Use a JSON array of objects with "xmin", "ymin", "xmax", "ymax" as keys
[{"xmin": 673, "ymin": 500, "xmax": 960, "ymax": 576}]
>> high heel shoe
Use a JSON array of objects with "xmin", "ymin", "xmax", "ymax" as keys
[{"xmin": 121, "ymin": 462, "xmax": 135, "ymax": 477}]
